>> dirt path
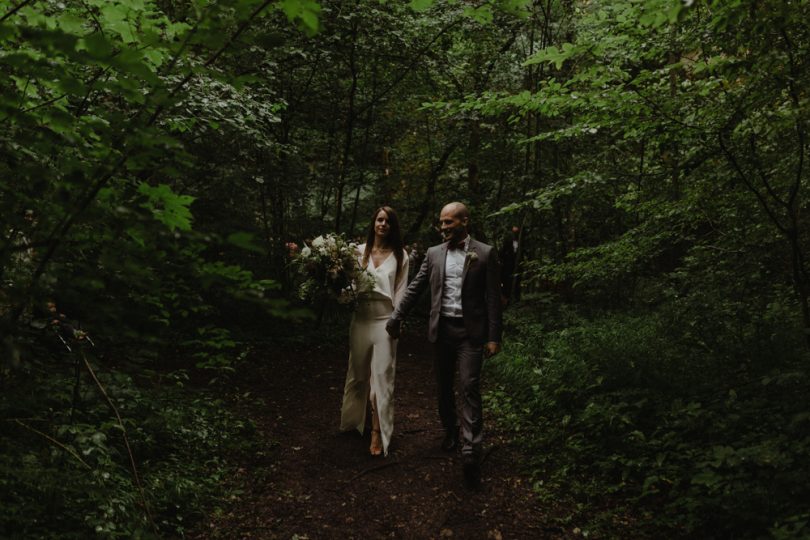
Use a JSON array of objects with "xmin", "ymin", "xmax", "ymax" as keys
[{"xmin": 190, "ymin": 324, "xmax": 569, "ymax": 539}]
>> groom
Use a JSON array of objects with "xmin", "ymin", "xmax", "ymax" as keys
[{"xmin": 386, "ymin": 202, "xmax": 502, "ymax": 486}]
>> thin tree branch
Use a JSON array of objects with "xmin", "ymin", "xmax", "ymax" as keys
[
  {"xmin": 0, "ymin": 0, "xmax": 36, "ymax": 22},
  {"xmin": 405, "ymin": 139, "xmax": 459, "ymax": 241},
  {"xmin": 16, "ymin": 75, "xmax": 31, "ymax": 111},
  {"xmin": 82, "ymin": 351, "xmax": 158, "ymax": 534},
  {"xmin": 348, "ymin": 459, "xmax": 401, "ymax": 481},
  {"xmin": 628, "ymin": 85, "xmax": 706, "ymax": 133},
  {"xmin": 477, "ymin": 24, "xmax": 521, "ymax": 92},
  {"xmin": 20, "ymin": 92, "xmax": 69, "ymax": 113},
  {"xmin": 286, "ymin": 50, "xmax": 322, "ymax": 115},
  {"xmin": 75, "ymin": 66, "xmax": 113, "ymax": 117},
  {"xmin": 158, "ymin": 10, "xmax": 205, "ymax": 78},
  {"xmin": 13, "ymin": 419, "xmax": 92, "ymax": 469},
  {"xmin": 778, "ymin": 26, "xmax": 806, "ymax": 211},
  {"xmin": 718, "ymin": 130, "xmax": 787, "ymax": 234},
  {"xmin": 748, "ymin": 134, "xmax": 788, "ymax": 209},
  {"xmin": 78, "ymin": 0, "xmax": 104, "ymax": 36},
  {"xmin": 353, "ymin": 15, "xmax": 467, "ymax": 119}
]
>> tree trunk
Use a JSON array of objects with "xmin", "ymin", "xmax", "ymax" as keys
[
  {"xmin": 406, "ymin": 141, "xmax": 458, "ymax": 242},
  {"xmin": 348, "ymin": 59, "xmax": 377, "ymax": 237},
  {"xmin": 335, "ymin": 18, "xmax": 360, "ymax": 233}
]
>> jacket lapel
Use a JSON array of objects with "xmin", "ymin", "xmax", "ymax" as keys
[
  {"xmin": 432, "ymin": 243, "xmax": 448, "ymax": 301},
  {"xmin": 438, "ymin": 242, "xmax": 448, "ymax": 284},
  {"xmin": 461, "ymin": 239, "xmax": 476, "ymax": 285}
]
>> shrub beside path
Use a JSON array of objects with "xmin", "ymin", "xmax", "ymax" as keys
[{"xmin": 190, "ymin": 325, "xmax": 571, "ymax": 539}]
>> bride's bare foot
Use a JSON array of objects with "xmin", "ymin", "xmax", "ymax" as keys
[{"xmin": 370, "ymin": 429, "xmax": 383, "ymax": 456}]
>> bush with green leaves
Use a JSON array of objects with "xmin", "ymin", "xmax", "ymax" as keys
[
  {"xmin": 1, "ymin": 343, "xmax": 258, "ymax": 538},
  {"xmin": 486, "ymin": 298, "xmax": 810, "ymax": 538}
]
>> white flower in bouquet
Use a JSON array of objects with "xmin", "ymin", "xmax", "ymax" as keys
[{"xmin": 291, "ymin": 233, "xmax": 373, "ymax": 307}]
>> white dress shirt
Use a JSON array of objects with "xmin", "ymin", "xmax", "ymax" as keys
[{"xmin": 440, "ymin": 235, "xmax": 470, "ymax": 317}]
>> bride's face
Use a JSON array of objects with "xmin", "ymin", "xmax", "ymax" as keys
[{"xmin": 374, "ymin": 210, "xmax": 390, "ymax": 240}]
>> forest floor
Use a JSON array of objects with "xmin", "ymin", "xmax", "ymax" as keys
[{"xmin": 188, "ymin": 321, "xmax": 574, "ymax": 539}]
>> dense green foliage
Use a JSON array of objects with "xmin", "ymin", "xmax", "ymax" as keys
[
  {"xmin": 2, "ymin": 352, "xmax": 256, "ymax": 537},
  {"xmin": 1, "ymin": 0, "xmax": 310, "ymax": 536},
  {"xmin": 2, "ymin": 0, "xmax": 809, "ymax": 537},
  {"xmin": 487, "ymin": 300, "xmax": 810, "ymax": 537},
  {"xmin": 482, "ymin": 0, "xmax": 810, "ymax": 537}
]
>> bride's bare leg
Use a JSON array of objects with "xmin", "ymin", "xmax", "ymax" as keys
[{"xmin": 369, "ymin": 393, "xmax": 382, "ymax": 456}]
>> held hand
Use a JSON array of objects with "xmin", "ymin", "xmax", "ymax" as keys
[
  {"xmin": 484, "ymin": 341, "xmax": 501, "ymax": 359},
  {"xmin": 385, "ymin": 318, "xmax": 402, "ymax": 339}
]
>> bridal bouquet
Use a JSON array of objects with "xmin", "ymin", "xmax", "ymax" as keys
[{"xmin": 292, "ymin": 233, "xmax": 375, "ymax": 306}]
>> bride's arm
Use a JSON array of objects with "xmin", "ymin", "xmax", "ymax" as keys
[{"xmin": 393, "ymin": 250, "xmax": 409, "ymax": 308}]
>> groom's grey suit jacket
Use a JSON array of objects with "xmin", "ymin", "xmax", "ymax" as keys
[{"xmin": 392, "ymin": 238, "xmax": 503, "ymax": 345}]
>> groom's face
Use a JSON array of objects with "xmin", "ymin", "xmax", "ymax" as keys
[{"xmin": 439, "ymin": 207, "xmax": 468, "ymax": 245}]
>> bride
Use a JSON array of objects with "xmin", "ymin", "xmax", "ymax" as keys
[{"xmin": 339, "ymin": 206, "xmax": 409, "ymax": 456}]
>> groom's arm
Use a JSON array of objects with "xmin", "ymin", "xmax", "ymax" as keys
[
  {"xmin": 485, "ymin": 245, "xmax": 503, "ymax": 348},
  {"xmin": 386, "ymin": 253, "xmax": 430, "ymax": 337},
  {"xmin": 393, "ymin": 254, "xmax": 429, "ymax": 320}
]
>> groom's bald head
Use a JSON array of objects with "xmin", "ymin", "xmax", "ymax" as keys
[
  {"xmin": 441, "ymin": 202, "xmax": 469, "ymax": 220},
  {"xmin": 439, "ymin": 202, "xmax": 470, "ymax": 245}
]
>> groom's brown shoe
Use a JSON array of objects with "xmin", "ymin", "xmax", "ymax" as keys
[
  {"xmin": 462, "ymin": 454, "xmax": 481, "ymax": 489},
  {"xmin": 441, "ymin": 431, "xmax": 459, "ymax": 452}
]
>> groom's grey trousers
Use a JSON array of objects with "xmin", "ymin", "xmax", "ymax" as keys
[{"xmin": 436, "ymin": 316, "xmax": 483, "ymax": 458}]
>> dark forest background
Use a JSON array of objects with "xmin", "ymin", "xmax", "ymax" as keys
[{"xmin": 1, "ymin": 0, "xmax": 809, "ymax": 537}]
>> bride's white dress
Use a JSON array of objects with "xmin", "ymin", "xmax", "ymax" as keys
[{"xmin": 339, "ymin": 245, "xmax": 409, "ymax": 456}]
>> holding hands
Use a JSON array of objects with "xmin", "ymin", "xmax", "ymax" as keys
[{"xmin": 385, "ymin": 318, "xmax": 402, "ymax": 339}]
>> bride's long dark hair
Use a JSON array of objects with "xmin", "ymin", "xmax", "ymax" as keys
[{"xmin": 362, "ymin": 206, "xmax": 405, "ymax": 284}]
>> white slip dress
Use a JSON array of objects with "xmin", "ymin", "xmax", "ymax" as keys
[{"xmin": 339, "ymin": 246, "xmax": 409, "ymax": 456}]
